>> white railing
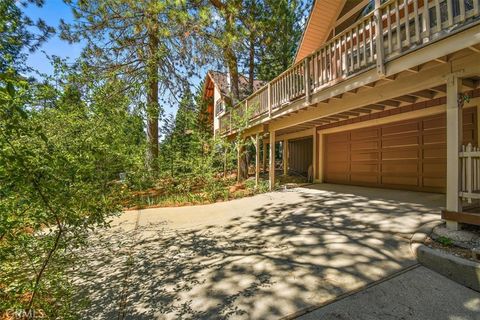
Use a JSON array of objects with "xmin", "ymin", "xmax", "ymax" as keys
[
  {"xmin": 460, "ymin": 143, "xmax": 480, "ymax": 203},
  {"xmin": 219, "ymin": 0, "xmax": 480, "ymax": 134}
]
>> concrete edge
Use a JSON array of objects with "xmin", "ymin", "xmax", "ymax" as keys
[
  {"xmin": 409, "ymin": 220, "xmax": 444, "ymax": 252},
  {"xmin": 410, "ymin": 222, "xmax": 480, "ymax": 293},
  {"xmin": 279, "ymin": 264, "xmax": 420, "ymax": 320}
]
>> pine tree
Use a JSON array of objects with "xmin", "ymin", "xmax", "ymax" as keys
[
  {"xmin": 0, "ymin": 0, "xmax": 54, "ymax": 72},
  {"xmin": 255, "ymin": 0, "xmax": 307, "ymax": 81},
  {"xmin": 61, "ymin": 0, "xmax": 196, "ymax": 170}
]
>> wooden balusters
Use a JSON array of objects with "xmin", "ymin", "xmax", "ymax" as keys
[
  {"xmin": 447, "ymin": 0, "xmax": 454, "ymax": 26},
  {"xmin": 375, "ymin": 0, "xmax": 386, "ymax": 75},
  {"xmin": 305, "ymin": 57, "xmax": 311, "ymax": 103},
  {"xmin": 460, "ymin": 143, "xmax": 480, "ymax": 203},
  {"xmin": 423, "ymin": 0, "xmax": 431, "ymax": 42},
  {"xmin": 413, "ymin": 0, "xmax": 420, "ymax": 43}
]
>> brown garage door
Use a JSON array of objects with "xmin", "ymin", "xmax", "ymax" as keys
[{"xmin": 324, "ymin": 108, "xmax": 477, "ymax": 193}]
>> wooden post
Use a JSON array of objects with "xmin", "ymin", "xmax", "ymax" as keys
[
  {"xmin": 223, "ymin": 145, "xmax": 228, "ymax": 177},
  {"xmin": 269, "ymin": 130, "xmax": 276, "ymax": 191},
  {"xmin": 262, "ymin": 141, "xmax": 267, "ymax": 173},
  {"xmin": 283, "ymin": 139, "xmax": 289, "ymax": 176},
  {"xmin": 466, "ymin": 144, "xmax": 472, "ymax": 204},
  {"xmin": 317, "ymin": 132, "xmax": 323, "ymax": 182},
  {"xmin": 229, "ymin": 112, "xmax": 232, "ymax": 132},
  {"xmin": 374, "ymin": 0, "xmax": 386, "ymax": 76},
  {"xmin": 267, "ymin": 83, "xmax": 272, "ymax": 117},
  {"xmin": 236, "ymin": 142, "xmax": 241, "ymax": 183},
  {"xmin": 255, "ymin": 133, "xmax": 260, "ymax": 188},
  {"xmin": 304, "ymin": 57, "xmax": 311, "ymax": 104},
  {"xmin": 312, "ymin": 127, "xmax": 318, "ymax": 182},
  {"xmin": 446, "ymin": 74, "xmax": 463, "ymax": 230}
]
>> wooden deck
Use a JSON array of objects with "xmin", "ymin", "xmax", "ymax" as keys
[{"xmin": 219, "ymin": 0, "xmax": 480, "ymax": 136}]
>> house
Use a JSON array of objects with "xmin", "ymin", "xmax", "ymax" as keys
[
  {"xmin": 203, "ymin": 70, "xmax": 265, "ymax": 136},
  {"xmin": 214, "ymin": 0, "xmax": 480, "ymax": 229}
]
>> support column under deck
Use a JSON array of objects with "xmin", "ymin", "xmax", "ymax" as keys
[
  {"xmin": 236, "ymin": 143, "xmax": 241, "ymax": 183},
  {"xmin": 446, "ymin": 74, "xmax": 463, "ymax": 230},
  {"xmin": 262, "ymin": 141, "xmax": 267, "ymax": 173},
  {"xmin": 255, "ymin": 133, "xmax": 260, "ymax": 188},
  {"xmin": 269, "ymin": 131, "xmax": 276, "ymax": 191},
  {"xmin": 312, "ymin": 127, "xmax": 318, "ymax": 182},
  {"xmin": 283, "ymin": 139, "xmax": 289, "ymax": 176}
]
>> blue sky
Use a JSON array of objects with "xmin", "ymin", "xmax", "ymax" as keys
[{"xmin": 23, "ymin": 0, "xmax": 83, "ymax": 75}]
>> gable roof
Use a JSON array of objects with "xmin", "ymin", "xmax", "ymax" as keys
[
  {"xmin": 294, "ymin": 0, "xmax": 346, "ymax": 63},
  {"xmin": 205, "ymin": 70, "xmax": 266, "ymax": 101}
]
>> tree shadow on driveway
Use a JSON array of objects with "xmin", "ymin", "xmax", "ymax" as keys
[{"xmin": 74, "ymin": 185, "xmax": 443, "ymax": 319}]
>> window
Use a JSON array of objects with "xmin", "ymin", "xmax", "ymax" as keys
[{"xmin": 215, "ymin": 98, "xmax": 225, "ymax": 116}]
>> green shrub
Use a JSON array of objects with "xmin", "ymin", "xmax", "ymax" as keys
[{"xmin": 437, "ymin": 236, "xmax": 454, "ymax": 246}]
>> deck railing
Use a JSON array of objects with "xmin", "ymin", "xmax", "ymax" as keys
[
  {"xmin": 460, "ymin": 143, "xmax": 480, "ymax": 204},
  {"xmin": 219, "ymin": 0, "xmax": 480, "ymax": 135}
]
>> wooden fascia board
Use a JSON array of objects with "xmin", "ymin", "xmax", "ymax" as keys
[
  {"xmin": 270, "ymin": 52, "xmax": 480, "ymax": 131},
  {"xmin": 293, "ymin": 0, "xmax": 317, "ymax": 64}
]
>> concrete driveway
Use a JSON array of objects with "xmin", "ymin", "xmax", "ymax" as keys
[{"xmin": 75, "ymin": 184, "xmax": 447, "ymax": 319}]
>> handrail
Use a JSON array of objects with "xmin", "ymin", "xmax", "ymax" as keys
[
  {"xmin": 220, "ymin": 0, "xmax": 381, "ymax": 123},
  {"xmin": 219, "ymin": 0, "xmax": 480, "ymax": 134}
]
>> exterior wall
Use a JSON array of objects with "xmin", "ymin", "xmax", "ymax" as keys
[{"xmin": 213, "ymin": 86, "xmax": 223, "ymax": 134}]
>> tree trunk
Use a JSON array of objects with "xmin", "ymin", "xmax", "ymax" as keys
[
  {"xmin": 237, "ymin": 142, "xmax": 248, "ymax": 182},
  {"xmin": 224, "ymin": 11, "xmax": 240, "ymax": 102},
  {"xmin": 146, "ymin": 15, "xmax": 160, "ymax": 172},
  {"xmin": 248, "ymin": 33, "xmax": 255, "ymax": 94},
  {"xmin": 225, "ymin": 47, "xmax": 240, "ymax": 102}
]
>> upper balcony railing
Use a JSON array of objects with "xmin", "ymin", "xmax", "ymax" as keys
[{"xmin": 219, "ymin": 0, "xmax": 480, "ymax": 135}]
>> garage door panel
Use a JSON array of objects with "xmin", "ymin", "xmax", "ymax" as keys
[
  {"xmin": 326, "ymin": 162, "xmax": 350, "ymax": 173},
  {"xmin": 324, "ymin": 107, "xmax": 477, "ymax": 193},
  {"xmin": 351, "ymin": 163, "xmax": 378, "ymax": 173},
  {"xmin": 382, "ymin": 135, "xmax": 419, "ymax": 148},
  {"xmin": 351, "ymin": 140, "xmax": 379, "ymax": 150},
  {"xmin": 326, "ymin": 173, "xmax": 350, "ymax": 182},
  {"xmin": 423, "ymin": 147, "xmax": 446, "ymax": 159},
  {"xmin": 382, "ymin": 122, "xmax": 419, "ymax": 136},
  {"xmin": 422, "ymin": 162, "xmax": 446, "ymax": 176},
  {"xmin": 327, "ymin": 142, "xmax": 349, "ymax": 152},
  {"xmin": 327, "ymin": 152, "xmax": 349, "ymax": 162},
  {"xmin": 381, "ymin": 175, "xmax": 419, "ymax": 186},
  {"xmin": 327, "ymin": 132, "xmax": 349, "ymax": 143},
  {"xmin": 382, "ymin": 149, "xmax": 419, "ymax": 160},
  {"xmin": 423, "ymin": 116, "xmax": 445, "ymax": 130},
  {"xmin": 351, "ymin": 152, "xmax": 379, "ymax": 161},
  {"xmin": 423, "ymin": 132, "xmax": 445, "ymax": 144},
  {"xmin": 350, "ymin": 174, "xmax": 379, "ymax": 184},
  {"xmin": 351, "ymin": 128, "xmax": 379, "ymax": 140},
  {"xmin": 382, "ymin": 161, "xmax": 418, "ymax": 174}
]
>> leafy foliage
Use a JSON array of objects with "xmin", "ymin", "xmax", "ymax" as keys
[
  {"xmin": 0, "ymin": 0, "xmax": 54, "ymax": 72},
  {"xmin": 255, "ymin": 0, "xmax": 307, "ymax": 81},
  {"xmin": 0, "ymin": 64, "xmax": 145, "ymax": 317}
]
